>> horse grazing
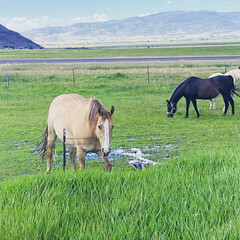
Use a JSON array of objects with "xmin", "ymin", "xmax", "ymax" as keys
[
  {"xmin": 209, "ymin": 67, "xmax": 240, "ymax": 109},
  {"xmin": 166, "ymin": 75, "xmax": 240, "ymax": 118},
  {"xmin": 36, "ymin": 94, "xmax": 115, "ymax": 173}
]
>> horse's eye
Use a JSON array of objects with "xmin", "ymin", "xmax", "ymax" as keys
[
  {"xmin": 112, "ymin": 125, "xmax": 114, "ymax": 129},
  {"xmin": 98, "ymin": 125, "xmax": 102, "ymax": 130}
]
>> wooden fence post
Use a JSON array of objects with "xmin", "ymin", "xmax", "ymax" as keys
[
  {"xmin": 5, "ymin": 69, "xmax": 9, "ymax": 88},
  {"xmin": 72, "ymin": 69, "xmax": 75, "ymax": 86},
  {"xmin": 147, "ymin": 66, "xmax": 150, "ymax": 84}
]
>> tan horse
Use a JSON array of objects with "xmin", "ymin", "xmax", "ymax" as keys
[
  {"xmin": 209, "ymin": 67, "xmax": 240, "ymax": 109},
  {"xmin": 37, "ymin": 94, "xmax": 114, "ymax": 173}
]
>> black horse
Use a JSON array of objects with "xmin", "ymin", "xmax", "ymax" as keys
[{"xmin": 166, "ymin": 75, "xmax": 240, "ymax": 118}]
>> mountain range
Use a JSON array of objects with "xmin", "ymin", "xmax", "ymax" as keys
[
  {"xmin": 22, "ymin": 11, "xmax": 240, "ymax": 46},
  {"xmin": 0, "ymin": 24, "xmax": 42, "ymax": 49}
]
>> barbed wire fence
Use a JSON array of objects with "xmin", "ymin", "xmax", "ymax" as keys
[
  {"xmin": 0, "ymin": 63, "xmax": 232, "ymax": 89},
  {"xmin": 0, "ymin": 64, "xmax": 239, "ymax": 178}
]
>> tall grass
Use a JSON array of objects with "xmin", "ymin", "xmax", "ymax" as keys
[{"xmin": 1, "ymin": 149, "xmax": 240, "ymax": 239}]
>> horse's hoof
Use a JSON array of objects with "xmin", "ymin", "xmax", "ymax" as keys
[{"xmin": 105, "ymin": 165, "xmax": 112, "ymax": 172}]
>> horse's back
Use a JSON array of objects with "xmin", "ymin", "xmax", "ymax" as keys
[
  {"xmin": 209, "ymin": 73, "xmax": 223, "ymax": 78},
  {"xmin": 51, "ymin": 94, "xmax": 85, "ymax": 105},
  {"xmin": 48, "ymin": 94, "xmax": 90, "ymax": 140}
]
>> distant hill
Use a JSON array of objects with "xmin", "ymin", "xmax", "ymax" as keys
[
  {"xmin": 0, "ymin": 24, "xmax": 42, "ymax": 49},
  {"xmin": 23, "ymin": 11, "xmax": 240, "ymax": 46}
]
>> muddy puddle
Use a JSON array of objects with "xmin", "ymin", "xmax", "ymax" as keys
[
  {"xmin": 7, "ymin": 141, "xmax": 178, "ymax": 170},
  {"xmin": 52, "ymin": 144, "xmax": 178, "ymax": 168}
]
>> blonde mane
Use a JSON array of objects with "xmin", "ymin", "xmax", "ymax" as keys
[{"xmin": 88, "ymin": 99, "xmax": 109, "ymax": 131}]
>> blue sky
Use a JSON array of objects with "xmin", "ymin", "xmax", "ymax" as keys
[{"xmin": 0, "ymin": 0, "xmax": 239, "ymax": 32}]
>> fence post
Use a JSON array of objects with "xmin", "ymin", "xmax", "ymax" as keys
[
  {"xmin": 147, "ymin": 66, "xmax": 150, "ymax": 84},
  {"xmin": 5, "ymin": 69, "xmax": 9, "ymax": 88},
  {"xmin": 72, "ymin": 69, "xmax": 75, "ymax": 86},
  {"xmin": 63, "ymin": 128, "xmax": 66, "ymax": 171}
]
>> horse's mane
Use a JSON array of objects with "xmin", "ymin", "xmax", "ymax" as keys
[
  {"xmin": 89, "ymin": 99, "xmax": 109, "ymax": 130},
  {"xmin": 170, "ymin": 76, "xmax": 197, "ymax": 102}
]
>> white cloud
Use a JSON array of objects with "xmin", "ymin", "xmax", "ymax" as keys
[
  {"xmin": 0, "ymin": 16, "xmax": 63, "ymax": 32},
  {"xmin": 70, "ymin": 14, "xmax": 109, "ymax": 24},
  {"xmin": 166, "ymin": 0, "xmax": 172, "ymax": 4},
  {"xmin": 0, "ymin": 14, "xmax": 110, "ymax": 32}
]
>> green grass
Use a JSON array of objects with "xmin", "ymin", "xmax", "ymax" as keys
[
  {"xmin": 1, "ymin": 45, "xmax": 240, "ymax": 60},
  {"xmin": 1, "ymin": 59, "xmax": 240, "ymax": 239},
  {"xmin": 1, "ymin": 149, "xmax": 240, "ymax": 239}
]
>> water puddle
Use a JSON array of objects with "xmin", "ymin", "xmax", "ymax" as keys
[
  {"xmin": 52, "ymin": 144, "xmax": 178, "ymax": 169},
  {"xmin": 7, "ymin": 141, "xmax": 178, "ymax": 171}
]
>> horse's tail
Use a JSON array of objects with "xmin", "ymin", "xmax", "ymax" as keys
[
  {"xmin": 232, "ymin": 88, "xmax": 240, "ymax": 98},
  {"xmin": 34, "ymin": 125, "xmax": 48, "ymax": 161}
]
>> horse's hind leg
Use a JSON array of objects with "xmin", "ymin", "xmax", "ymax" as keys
[
  {"xmin": 69, "ymin": 147, "xmax": 77, "ymax": 170},
  {"xmin": 228, "ymin": 95, "xmax": 235, "ymax": 115},
  {"xmin": 222, "ymin": 95, "xmax": 230, "ymax": 115},
  {"xmin": 46, "ymin": 129, "xmax": 56, "ymax": 173}
]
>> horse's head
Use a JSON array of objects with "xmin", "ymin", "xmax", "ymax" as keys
[
  {"xmin": 166, "ymin": 100, "xmax": 177, "ymax": 117},
  {"xmin": 96, "ymin": 105, "xmax": 115, "ymax": 156}
]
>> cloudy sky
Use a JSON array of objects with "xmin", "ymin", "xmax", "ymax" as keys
[{"xmin": 0, "ymin": 0, "xmax": 239, "ymax": 32}]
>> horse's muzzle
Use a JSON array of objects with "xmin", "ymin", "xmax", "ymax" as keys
[{"xmin": 102, "ymin": 148, "xmax": 111, "ymax": 156}]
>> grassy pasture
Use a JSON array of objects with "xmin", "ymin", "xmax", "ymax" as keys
[
  {"xmin": 1, "ymin": 58, "xmax": 240, "ymax": 239},
  {"xmin": 0, "ymin": 44, "xmax": 240, "ymax": 60}
]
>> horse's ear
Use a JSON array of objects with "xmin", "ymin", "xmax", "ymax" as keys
[
  {"xmin": 166, "ymin": 100, "xmax": 170, "ymax": 103},
  {"xmin": 98, "ymin": 107, "xmax": 103, "ymax": 116},
  {"xmin": 110, "ymin": 106, "xmax": 114, "ymax": 116}
]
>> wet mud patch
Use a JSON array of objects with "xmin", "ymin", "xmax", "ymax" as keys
[{"xmin": 52, "ymin": 143, "xmax": 178, "ymax": 169}]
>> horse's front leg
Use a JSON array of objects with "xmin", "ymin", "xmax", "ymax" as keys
[
  {"xmin": 69, "ymin": 147, "xmax": 77, "ymax": 171},
  {"xmin": 77, "ymin": 146, "xmax": 86, "ymax": 170},
  {"xmin": 185, "ymin": 98, "xmax": 190, "ymax": 118},
  {"xmin": 98, "ymin": 151, "xmax": 112, "ymax": 172},
  {"xmin": 191, "ymin": 98, "xmax": 200, "ymax": 117}
]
